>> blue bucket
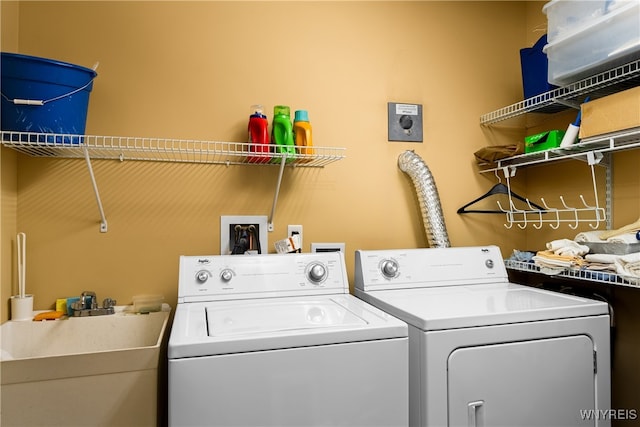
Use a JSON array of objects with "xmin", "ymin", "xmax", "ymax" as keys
[{"xmin": 1, "ymin": 52, "xmax": 97, "ymax": 141}]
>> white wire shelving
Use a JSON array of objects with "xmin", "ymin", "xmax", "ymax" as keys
[
  {"xmin": 505, "ymin": 259, "xmax": 640, "ymax": 289},
  {"xmin": 0, "ymin": 132, "xmax": 345, "ymax": 167},
  {"xmin": 477, "ymin": 57, "xmax": 640, "ymax": 230},
  {"xmin": 481, "ymin": 58, "xmax": 640, "ymax": 125},
  {"xmin": 476, "ymin": 56, "xmax": 640, "ymax": 231},
  {"xmin": 478, "ymin": 126, "xmax": 640, "ymax": 173},
  {"xmin": 1, "ymin": 131, "xmax": 347, "ymax": 233},
  {"xmin": 476, "ymin": 127, "xmax": 640, "ymax": 230}
]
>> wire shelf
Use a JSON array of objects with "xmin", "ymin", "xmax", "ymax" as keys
[
  {"xmin": 1, "ymin": 131, "xmax": 346, "ymax": 233},
  {"xmin": 478, "ymin": 126, "xmax": 640, "ymax": 173},
  {"xmin": 481, "ymin": 58, "xmax": 640, "ymax": 125},
  {"xmin": 505, "ymin": 259, "xmax": 640, "ymax": 289},
  {"xmin": 0, "ymin": 131, "xmax": 346, "ymax": 168}
]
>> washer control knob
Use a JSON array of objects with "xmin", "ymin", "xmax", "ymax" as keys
[
  {"xmin": 196, "ymin": 270, "xmax": 210, "ymax": 284},
  {"xmin": 220, "ymin": 269, "xmax": 233, "ymax": 282},
  {"xmin": 485, "ymin": 259, "xmax": 494, "ymax": 269},
  {"xmin": 307, "ymin": 263, "xmax": 327, "ymax": 283},
  {"xmin": 381, "ymin": 259, "xmax": 399, "ymax": 278}
]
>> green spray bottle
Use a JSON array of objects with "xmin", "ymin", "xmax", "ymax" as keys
[{"xmin": 271, "ymin": 105, "xmax": 296, "ymax": 163}]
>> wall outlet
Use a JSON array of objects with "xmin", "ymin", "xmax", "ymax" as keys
[
  {"xmin": 220, "ymin": 215, "xmax": 268, "ymax": 255},
  {"xmin": 287, "ymin": 225, "xmax": 303, "ymax": 251}
]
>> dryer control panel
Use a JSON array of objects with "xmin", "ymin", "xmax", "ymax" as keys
[
  {"xmin": 354, "ymin": 246, "xmax": 509, "ymax": 292},
  {"xmin": 178, "ymin": 252, "xmax": 349, "ymax": 302}
]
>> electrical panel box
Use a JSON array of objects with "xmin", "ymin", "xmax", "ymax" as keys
[{"xmin": 388, "ymin": 102, "xmax": 423, "ymax": 142}]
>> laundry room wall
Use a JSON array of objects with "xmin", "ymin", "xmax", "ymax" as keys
[
  {"xmin": 2, "ymin": 0, "xmax": 584, "ymax": 319},
  {"xmin": 1, "ymin": 0, "xmax": 20, "ymax": 323}
]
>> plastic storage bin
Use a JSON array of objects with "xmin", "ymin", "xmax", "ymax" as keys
[
  {"xmin": 543, "ymin": 0, "xmax": 635, "ymax": 43},
  {"xmin": 543, "ymin": 0, "xmax": 640, "ymax": 86}
]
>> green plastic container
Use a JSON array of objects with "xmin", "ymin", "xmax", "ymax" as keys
[
  {"xmin": 525, "ymin": 130, "xmax": 565, "ymax": 153},
  {"xmin": 271, "ymin": 105, "xmax": 295, "ymax": 163}
]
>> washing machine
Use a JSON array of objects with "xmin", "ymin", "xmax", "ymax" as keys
[
  {"xmin": 354, "ymin": 246, "xmax": 611, "ymax": 427},
  {"xmin": 168, "ymin": 251, "xmax": 408, "ymax": 427}
]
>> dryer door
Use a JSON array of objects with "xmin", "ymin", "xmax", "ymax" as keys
[{"xmin": 447, "ymin": 335, "xmax": 596, "ymax": 427}]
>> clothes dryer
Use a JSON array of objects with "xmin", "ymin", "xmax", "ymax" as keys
[
  {"xmin": 354, "ymin": 246, "xmax": 611, "ymax": 427},
  {"xmin": 169, "ymin": 252, "xmax": 408, "ymax": 427}
]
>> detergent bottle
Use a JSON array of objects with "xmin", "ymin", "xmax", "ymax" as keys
[
  {"xmin": 293, "ymin": 110, "xmax": 315, "ymax": 160},
  {"xmin": 271, "ymin": 105, "xmax": 295, "ymax": 163},
  {"xmin": 247, "ymin": 104, "xmax": 270, "ymax": 163}
]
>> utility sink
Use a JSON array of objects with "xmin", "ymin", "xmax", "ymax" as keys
[{"xmin": 1, "ymin": 305, "xmax": 171, "ymax": 427}]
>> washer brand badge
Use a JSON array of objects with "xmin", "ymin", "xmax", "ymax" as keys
[
  {"xmin": 197, "ymin": 258, "xmax": 211, "ymax": 265},
  {"xmin": 481, "ymin": 248, "xmax": 490, "ymax": 253}
]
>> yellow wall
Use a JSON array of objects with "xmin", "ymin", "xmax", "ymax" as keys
[
  {"xmin": 1, "ymin": 0, "xmax": 20, "ymax": 322},
  {"xmin": 2, "ymin": 1, "xmax": 636, "ymax": 321}
]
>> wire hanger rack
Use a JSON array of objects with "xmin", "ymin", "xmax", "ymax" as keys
[{"xmin": 495, "ymin": 151, "xmax": 606, "ymax": 230}]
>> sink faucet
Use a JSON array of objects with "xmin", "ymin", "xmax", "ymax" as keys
[
  {"xmin": 72, "ymin": 291, "xmax": 116, "ymax": 317},
  {"xmin": 80, "ymin": 291, "xmax": 97, "ymax": 310}
]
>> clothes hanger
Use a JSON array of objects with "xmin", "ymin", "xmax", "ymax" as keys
[{"xmin": 457, "ymin": 171, "xmax": 546, "ymax": 214}]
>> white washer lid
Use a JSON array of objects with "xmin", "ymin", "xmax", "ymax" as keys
[
  {"xmin": 355, "ymin": 282, "xmax": 609, "ymax": 331},
  {"xmin": 206, "ymin": 299, "xmax": 366, "ymax": 337},
  {"xmin": 168, "ymin": 294, "xmax": 407, "ymax": 359}
]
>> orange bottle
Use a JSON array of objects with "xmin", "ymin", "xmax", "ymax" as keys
[{"xmin": 293, "ymin": 110, "xmax": 315, "ymax": 160}]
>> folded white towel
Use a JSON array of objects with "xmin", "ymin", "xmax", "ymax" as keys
[
  {"xmin": 546, "ymin": 239, "xmax": 590, "ymax": 257},
  {"xmin": 599, "ymin": 217, "xmax": 640, "ymax": 240},
  {"xmin": 585, "ymin": 253, "xmax": 621, "ymax": 264},
  {"xmin": 615, "ymin": 252, "xmax": 640, "ymax": 278},
  {"xmin": 533, "ymin": 256, "xmax": 573, "ymax": 269},
  {"xmin": 575, "ymin": 230, "xmax": 605, "ymax": 243},
  {"xmin": 534, "ymin": 251, "xmax": 582, "ymax": 269},
  {"xmin": 584, "ymin": 263, "xmax": 617, "ymax": 272},
  {"xmin": 607, "ymin": 232, "xmax": 640, "ymax": 244},
  {"xmin": 547, "ymin": 239, "xmax": 570, "ymax": 251}
]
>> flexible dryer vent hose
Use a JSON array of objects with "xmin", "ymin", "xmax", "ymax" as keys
[{"xmin": 398, "ymin": 150, "xmax": 451, "ymax": 248}]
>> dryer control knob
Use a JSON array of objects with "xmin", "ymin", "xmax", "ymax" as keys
[
  {"xmin": 196, "ymin": 270, "xmax": 210, "ymax": 284},
  {"xmin": 485, "ymin": 259, "xmax": 494, "ymax": 269},
  {"xmin": 307, "ymin": 263, "xmax": 327, "ymax": 283},
  {"xmin": 220, "ymin": 269, "xmax": 233, "ymax": 282},
  {"xmin": 381, "ymin": 259, "xmax": 399, "ymax": 278}
]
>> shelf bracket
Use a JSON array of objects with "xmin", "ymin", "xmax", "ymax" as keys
[
  {"xmin": 267, "ymin": 157, "xmax": 288, "ymax": 232},
  {"xmin": 553, "ymin": 98, "xmax": 581, "ymax": 110},
  {"xmin": 501, "ymin": 166, "xmax": 517, "ymax": 179},
  {"xmin": 82, "ymin": 145, "xmax": 108, "ymax": 233},
  {"xmin": 586, "ymin": 151, "xmax": 611, "ymax": 229},
  {"xmin": 586, "ymin": 151, "xmax": 603, "ymax": 166},
  {"xmin": 605, "ymin": 153, "xmax": 613, "ymax": 230}
]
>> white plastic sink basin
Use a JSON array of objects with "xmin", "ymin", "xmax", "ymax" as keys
[{"xmin": 0, "ymin": 305, "xmax": 171, "ymax": 427}]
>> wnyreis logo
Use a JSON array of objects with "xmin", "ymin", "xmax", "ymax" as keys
[{"xmin": 580, "ymin": 409, "xmax": 638, "ymax": 421}]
